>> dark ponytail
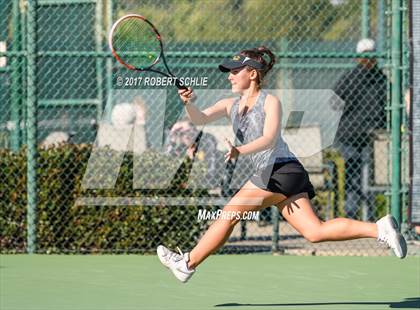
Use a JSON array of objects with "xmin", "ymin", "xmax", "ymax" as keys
[
  {"xmin": 240, "ymin": 46, "xmax": 276, "ymax": 86},
  {"xmin": 257, "ymin": 46, "xmax": 276, "ymax": 74}
]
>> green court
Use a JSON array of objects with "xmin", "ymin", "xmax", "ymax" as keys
[{"xmin": 1, "ymin": 255, "xmax": 419, "ymax": 310}]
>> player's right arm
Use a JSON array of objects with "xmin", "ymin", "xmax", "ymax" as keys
[{"xmin": 179, "ymin": 88, "xmax": 233, "ymax": 125}]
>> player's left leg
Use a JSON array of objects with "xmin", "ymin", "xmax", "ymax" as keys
[
  {"xmin": 188, "ymin": 181, "xmax": 286, "ymax": 268},
  {"xmin": 157, "ymin": 181, "xmax": 287, "ymax": 282}
]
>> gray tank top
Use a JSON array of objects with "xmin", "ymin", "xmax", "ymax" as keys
[{"xmin": 230, "ymin": 90, "xmax": 297, "ymax": 171}]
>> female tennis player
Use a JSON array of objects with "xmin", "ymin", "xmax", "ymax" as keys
[{"xmin": 157, "ymin": 46, "xmax": 407, "ymax": 283}]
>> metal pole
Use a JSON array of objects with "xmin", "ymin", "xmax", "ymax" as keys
[
  {"xmin": 377, "ymin": 0, "xmax": 386, "ymax": 52},
  {"xmin": 400, "ymin": 0, "xmax": 409, "ymax": 225},
  {"xmin": 390, "ymin": 0, "xmax": 403, "ymax": 226},
  {"xmin": 271, "ymin": 38, "xmax": 288, "ymax": 253},
  {"xmin": 271, "ymin": 206, "xmax": 279, "ymax": 253},
  {"xmin": 105, "ymin": 0, "xmax": 114, "ymax": 122},
  {"xmin": 95, "ymin": 0, "xmax": 104, "ymax": 122},
  {"xmin": 26, "ymin": 0, "xmax": 38, "ymax": 253},
  {"xmin": 362, "ymin": 0, "xmax": 370, "ymax": 38},
  {"xmin": 10, "ymin": 0, "xmax": 22, "ymax": 151},
  {"xmin": 20, "ymin": 0, "xmax": 28, "ymax": 145}
]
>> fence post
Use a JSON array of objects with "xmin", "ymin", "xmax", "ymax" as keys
[
  {"xmin": 377, "ymin": 0, "xmax": 386, "ymax": 52},
  {"xmin": 400, "ymin": 0, "xmax": 409, "ymax": 226},
  {"xmin": 105, "ymin": 0, "xmax": 114, "ymax": 121},
  {"xmin": 10, "ymin": 0, "xmax": 22, "ymax": 151},
  {"xmin": 271, "ymin": 206, "xmax": 279, "ymax": 253},
  {"xmin": 390, "ymin": 0, "xmax": 403, "ymax": 226},
  {"xmin": 95, "ymin": 0, "xmax": 104, "ymax": 122},
  {"xmin": 26, "ymin": 0, "xmax": 38, "ymax": 253},
  {"xmin": 362, "ymin": 0, "xmax": 370, "ymax": 38}
]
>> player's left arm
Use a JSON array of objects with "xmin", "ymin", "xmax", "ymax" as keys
[{"xmin": 236, "ymin": 94, "xmax": 281, "ymax": 155}]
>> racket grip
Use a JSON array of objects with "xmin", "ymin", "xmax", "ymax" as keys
[{"xmin": 175, "ymin": 78, "xmax": 188, "ymax": 90}]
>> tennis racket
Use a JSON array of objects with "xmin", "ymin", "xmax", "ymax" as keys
[{"xmin": 109, "ymin": 14, "xmax": 186, "ymax": 89}]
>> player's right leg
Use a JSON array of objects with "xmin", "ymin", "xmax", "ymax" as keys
[{"xmin": 276, "ymin": 193, "xmax": 407, "ymax": 258}]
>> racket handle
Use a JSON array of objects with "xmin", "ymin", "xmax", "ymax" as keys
[
  {"xmin": 221, "ymin": 158, "xmax": 237, "ymax": 197},
  {"xmin": 191, "ymin": 130, "xmax": 203, "ymax": 157},
  {"xmin": 175, "ymin": 78, "xmax": 188, "ymax": 90}
]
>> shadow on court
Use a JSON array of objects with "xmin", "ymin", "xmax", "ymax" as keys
[{"xmin": 214, "ymin": 297, "xmax": 420, "ymax": 308}]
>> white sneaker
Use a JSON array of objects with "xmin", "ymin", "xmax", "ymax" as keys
[
  {"xmin": 376, "ymin": 215, "xmax": 407, "ymax": 259},
  {"xmin": 157, "ymin": 245, "xmax": 195, "ymax": 283}
]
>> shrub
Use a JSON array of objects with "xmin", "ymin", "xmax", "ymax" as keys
[{"xmin": 0, "ymin": 145, "xmax": 209, "ymax": 253}]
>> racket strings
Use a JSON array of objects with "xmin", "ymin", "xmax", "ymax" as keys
[{"xmin": 112, "ymin": 17, "xmax": 161, "ymax": 69}]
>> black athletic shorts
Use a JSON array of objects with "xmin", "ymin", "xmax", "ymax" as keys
[{"xmin": 250, "ymin": 160, "xmax": 316, "ymax": 199}]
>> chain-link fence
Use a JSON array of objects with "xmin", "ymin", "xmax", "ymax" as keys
[{"xmin": 0, "ymin": 0, "xmax": 415, "ymax": 255}]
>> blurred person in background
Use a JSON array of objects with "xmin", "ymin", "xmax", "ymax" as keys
[
  {"xmin": 41, "ymin": 131, "xmax": 74, "ymax": 148},
  {"xmin": 332, "ymin": 38, "xmax": 388, "ymax": 220},
  {"xmin": 165, "ymin": 118, "xmax": 220, "ymax": 182},
  {"xmin": 107, "ymin": 97, "xmax": 149, "ymax": 152}
]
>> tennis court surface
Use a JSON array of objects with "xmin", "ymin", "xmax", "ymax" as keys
[{"xmin": 1, "ymin": 255, "xmax": 419, "ymax": 310}]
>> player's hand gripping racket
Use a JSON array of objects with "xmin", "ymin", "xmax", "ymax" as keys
[{"xmin": 109, "ymin": 14, "xmax": 187, "ymax": 89}]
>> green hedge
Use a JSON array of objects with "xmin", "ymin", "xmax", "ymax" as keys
[
  {"xmin": 324, "ymin": 149, "xmax": 346, "ymax": 217},
  {"xmin": 322, "ymin": 149, "xmax": 389, "ymax": 219},
  {"xmin": 0, "ymin": 145, "xmax": 210, "ymax": 253}
]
